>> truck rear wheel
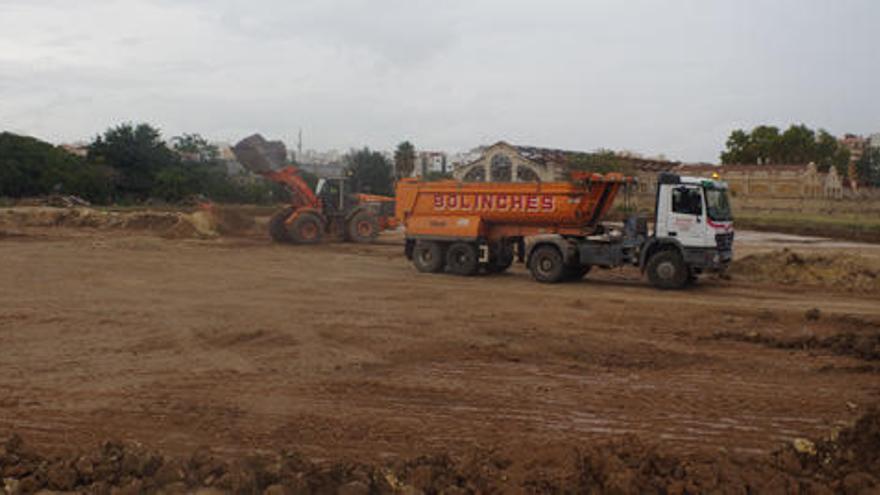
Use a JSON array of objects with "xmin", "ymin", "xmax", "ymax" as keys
[
  {"xmin": 446, "ymin": 242, "xmax": 479, "ymax": 276},
  {"xmin": 529, "ymin": 245, "xmax": 565, "ymax": 283},
  {"xmin": 290, "ymin": 213, "xmax": 324, "ymax": 244},
  {"xmin": 268, "ymin": 207, "xmax": 295, "ymax": 243},
  {"xmin": 346, "ymin": 211, "xmax": 380, "ymax": 243},
  {"xmin": 646, "ymin": 250, "xmax": 688, "ymax": 290},
  {"xmin": 412, "ymin": 241, "xmax": 446, "ymax": 273},
  {"xmin": 486, "ymin": 243, "xmax": 515, "ymax": 274},
  {"xmin": 564, "ymin": 264, "xmax": 591, "ymax": 281}
]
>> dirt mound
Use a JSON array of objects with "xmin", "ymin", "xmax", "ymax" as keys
[
  {"xmin": 204, "ymin": 205, "xmax": 258, "ymax": 236},
  {"xmin": 0, "ymin": 206, "xmax": 259, "ymax": 240},
  {"xmin": 712, "ymin": 329, "xmax": 880, "ymax": 362},
  {"xmin": 779, "ymin": 407, "xmax": 880, "ymax": 491},
  {"xmin": 731, "ymin": 248, "xmax": 880, "ymax": 292},
  {"xmin": 3, "ymin": 412, "xmax": 880, "ymax": 493}
]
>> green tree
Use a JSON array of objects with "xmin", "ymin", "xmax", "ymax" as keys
[
  {"xmin": 721, "ymin": 124, "xmax": 851, "ymax": 178},
  {"xmin": 171, "ymin": 133, "xmax": 220, "ymax": 163},
  {"xmin": 0, "ymin": 132, "xmax": 113, "ymax": 202},
  {"xmin": 779, "ymin": 125, "xmax": 815, "ymax": 164},
  {"xmin": 394, "ymin": 141, "xmax": 416, "ymax": 179},
  {"xmin": 88, "ymin": 123, "xmax": 177, "ymax": 198},
  {"xmin": 855, "ymin": 148, "xmax": 880, "ymax": 187},
  {"xmin": 720, "ymin": 129, "xmax": 755, "ymax": 164},
  {"xmin": 344, "ymin": 147, "xmax": 394, "ymax": 195},
  {"xmin": 751, "ymin": 125, "xmax": 783, "ymax": 163}
]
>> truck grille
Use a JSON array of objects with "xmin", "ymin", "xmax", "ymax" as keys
[{"xmin": 715, "ymin": 232, "xmax": 734, "ymax": 251}]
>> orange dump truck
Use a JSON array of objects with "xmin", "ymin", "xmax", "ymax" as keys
[{"xmin": 395, "ymin": 172, "xmax": 734, "ymax": 289}]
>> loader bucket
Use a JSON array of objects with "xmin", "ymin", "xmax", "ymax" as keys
[{"xmin": 232, "ymin": 134, "xmax": 289, "ymax": 174}]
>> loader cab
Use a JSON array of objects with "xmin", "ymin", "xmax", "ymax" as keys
[
  {"xmin": 654, "ymin": 173, "xmax": 733, "ymax": 251},
  {"xmin": 315, "ymin": 177, "xmax": 352, "ymax": 214}
]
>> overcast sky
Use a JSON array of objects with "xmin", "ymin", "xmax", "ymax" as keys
[{"xmin": 1, "ymin": 0, "xmax": 877, "ymax": 162}]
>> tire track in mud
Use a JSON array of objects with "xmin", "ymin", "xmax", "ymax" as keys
[{"xmin": 1, "ymin": 231, "xmax": 879, "ymax": 463}]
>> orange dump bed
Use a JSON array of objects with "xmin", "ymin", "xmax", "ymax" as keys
[{"xmin": 395, "ymin": 173, "xmax": 633, "ymax": 241}]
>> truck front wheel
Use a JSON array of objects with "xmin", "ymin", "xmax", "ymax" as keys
[
  {"xmin": 446, "ymin": 242, "xmax": 479, "ymax": 276},
  {"xmin": 412, "ymin": 241, "xmax": 446, "ymax": 273},
  {"xmin": 646, "ymin": 250, "xmax": 688, "ymax": 290},
  {"xmin": 529, "ymin": 245, "xmax": 565, "ymax": 283}
]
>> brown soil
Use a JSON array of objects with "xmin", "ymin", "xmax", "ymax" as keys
[
  {"xmin": 2, "ymin": 216, "xmax": 880, "ymax": 492},
  {"xmin": 730, "ymin": 248, "xmax": 880, "ymax": 293},
  {"xmin": 0, "ymin": 206, "xmax": 261, "ymax": 241},
  {"xmin": 2, "ymin": 410, "xmax": 879, "ymax": 493},
  {"xmin": 710, "ymin": 313, "xmax": 880, "ymax": 363}
]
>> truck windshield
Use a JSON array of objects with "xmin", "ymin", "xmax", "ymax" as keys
[{"xmin": 705, "ymin": 188, "xmax": 732, "ymax": 222}]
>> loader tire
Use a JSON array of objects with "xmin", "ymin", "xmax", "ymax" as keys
[
  {"xmin": 446, "ymin": 242, "xmax": 479, "ymax": 276},
  {"xmin": 412, "ymin": 241, "xmax": 446, "ymax": 273},
  {"xmin": 289, "ymin": 213, "xmax": 324, "ymax": 244},
  {"xmin": 346, "ymin": 211, "xmax": 380, "ymax": 244},
  {"xmin": 529, "ymin": 245, "xmax": 565, "ymax": 283},
  {"xmin": 646, "ymin": 250, "xmax": 688, "ymax": 290},
  {"xmin": 268, "ymin": 207, "xmax": 295, "ymax": 243}
]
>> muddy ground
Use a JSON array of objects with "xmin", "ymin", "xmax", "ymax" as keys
[{"xmin": 2, "ymin": 213, "xmax": 880, "ymax": 492}]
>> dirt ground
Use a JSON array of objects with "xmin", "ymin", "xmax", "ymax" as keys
[{"xmin": 2, "ymin": 215, "xmax": 880, "ymax": 492}]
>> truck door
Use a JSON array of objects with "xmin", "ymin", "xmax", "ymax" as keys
[{"xmin": 665, "ymin": 185, "xmax": 706, "ymax": 247}]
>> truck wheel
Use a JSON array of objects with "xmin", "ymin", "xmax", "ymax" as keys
[
  {"xmin": 564, "ymin": 264, "xmax": 591, "ymax": 281},
  {"xmin": 529, "ymin": 245, "xmax": 565, "ymax": 283},
  {"xmin": 646, "ymin": 250, "xmax": 688, "ymax": 290},
  {"xmin": 268, "ymin": 207, "xmax": 294, "ymax": 243},
  {"xmin": 412, "ymin": 242, "xmax": 446, "ymax": 273},
  {"xmin": 486, "ymin": 244, "xmax": 515, "ymax": 274},
  {"xmin": 446, "ymin": 242, "xmax": 479, "ymax": 276},
  {"xmin": 290, "ymin": 213, "xmax": 324, "ymax": 244},
  {"xmin": 346, "ymin": 211, "xmax": 380, "ymax": 243}
]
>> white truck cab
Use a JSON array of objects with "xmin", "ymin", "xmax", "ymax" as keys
[
  {"xmin": 523, "ymin": 172, "xmax": 734, "ymax": 289},
  {"xmin": 640, "ymin": 173, "xmax": 733, "ymax": 287}
]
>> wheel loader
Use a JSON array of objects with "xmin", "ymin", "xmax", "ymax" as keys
[{"xmin": 232, "ymin": 134, "xmax": 397, "ymax": 244}]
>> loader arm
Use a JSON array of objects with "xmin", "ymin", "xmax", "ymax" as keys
[{"xmin": 261, "ymin": 166, "xmax": 320, "ymax": 209}]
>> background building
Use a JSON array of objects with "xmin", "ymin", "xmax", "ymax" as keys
[
  {"xmin": 678, "ymin": 163, "xmax": 843, "ymax": 199},
  {"xmin": 453, "ymin": 141, "xmax": 845, "ymax": 200},
  {"xmin": 414, "ymin": 151, "xmax": 448, "ymax": 177}
]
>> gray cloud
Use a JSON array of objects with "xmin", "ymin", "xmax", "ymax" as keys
[{"xmin": 1, "ymin": 0, "xmax": 878, "ymax": 161}]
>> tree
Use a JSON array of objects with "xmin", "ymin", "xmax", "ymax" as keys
[
  {"xmin": 394, "ymin": 141, "xmax": 417, "ymax": 179},
  {"xmin": 0, "ymin": 132, "xmax": 113, "ymax": 202},
  {"xmin": 779, "ymin": 125, "xmax": 815, "ymax": 164},
  {"xmin": 855, "ymin": 148, "xmax": 880, "ymax": 187},
  {"xmin": 751, "ymin": 125, "xmax": 783, "ymax": 164},
  {"xmin": 88, "ymin": 123, "xmax": 177, "ymax": 198},
  {"xmin": 171, "ymin": 133, "xmax": 220, "ymax": 163},
  {"xmin": 344, "ymin": 147, "xmax": 394, "ymax": 195},
  {"xmin": 720, "ymin": 130, "xmax": 755, "ymax": 164},
  {"xmin": 720, "ymin": 124, "xmax": 851, "ymax": 178}
]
